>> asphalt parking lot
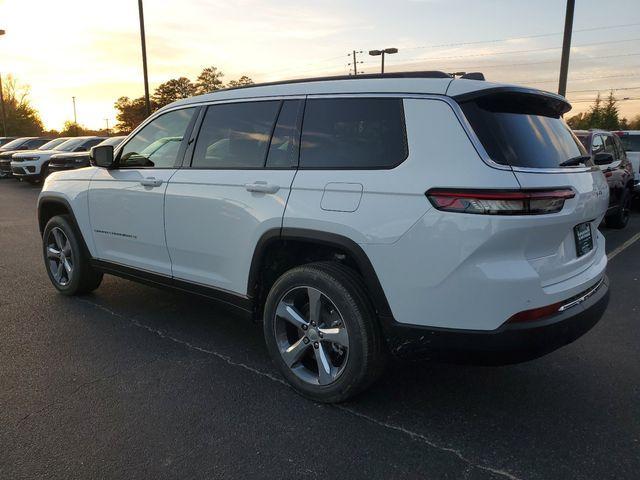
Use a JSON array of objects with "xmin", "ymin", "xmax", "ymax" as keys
[{"xmin": 1, "ymin": 179, "xmax": 639, "ymax": 480}]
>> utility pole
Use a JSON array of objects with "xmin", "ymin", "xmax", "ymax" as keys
[
  {"xmin": 72, "ymin": 96, "xmax": 78, "ymax": 136},
  {"xmin": 104, "ymin": 118, "xmax": 110, "ymax": 136},
  {"xmin": 0, "ymin": 74, "xmax": 6, "ymax": 137},
  {"xmin": 138, "ymin": 0, "xmax": 151, "ymax": 117},
  {"xmin": 347, "ymin": 50, "xmax": 363, "ymax": 75},
  {"xmin": 0, "ymin": 29, "xmax": 6, "ymax": 137},
  {"xmin": 558, "ymin": 0, "xmax": 575, "ymax": 97}
]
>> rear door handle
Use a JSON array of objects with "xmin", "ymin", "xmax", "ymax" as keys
[
  {"xmin": 244, "ymin": 181, "xmax": 280, "ymax": 194},
  {"xmin": 140, "ymin": 177, "xmax": 163, "ymax": 187}
]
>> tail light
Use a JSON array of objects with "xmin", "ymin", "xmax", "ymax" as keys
[{"xmin": 426, "ymin": 188, "xmax": 575, "ymax": 215}]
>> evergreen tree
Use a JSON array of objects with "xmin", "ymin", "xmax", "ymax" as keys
[{"xmin": 195, "ymin": 66, "xmax": 225, "ymax": 94}]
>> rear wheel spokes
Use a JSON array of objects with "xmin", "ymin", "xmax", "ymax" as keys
[{"xmin": 275, "ymin": 286, "xmax": 349, "ymax": 386}]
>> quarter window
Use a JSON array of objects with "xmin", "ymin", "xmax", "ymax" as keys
[
  {"xmin": 192, "ymin": 101, "xmax": 281, "ymax": 169},
  {"xmin": 119, "ymin": 108, "xmax": 195, "ymax": 168},
  {"xmin": 299, "ymin": 98, "xmax": 408, "ymax": 169}
]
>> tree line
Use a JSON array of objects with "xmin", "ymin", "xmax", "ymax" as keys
[
  {"xmin": 0, "ymin": 66, "xmax": 253, "ymax": 137},
  {"xmin": 114, "ymin": 66, "xmax": 253, "ymax": 132},
  {"xmin": 566, "ymin": 91, "xmax": 640, "ymax": 131},
  {"xmin": 2, "ymin": 71, "xmax": 640, "ymax": 137}
]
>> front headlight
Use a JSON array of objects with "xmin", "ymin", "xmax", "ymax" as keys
[{"xmin": 21, "ymin": 156, "xmax": 40, "ymax": 161}]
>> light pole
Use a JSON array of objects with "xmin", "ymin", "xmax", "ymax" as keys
[
  {"xmin": 138, "ymin": 0, "xmax": 151, "ymax": 117},
  {"xmin": 558, "ymin": 0, "xmax": 575, "ymax": 97},
  {"xmin": 0, "ymin": 29, "xmax": 6, "ymax": 137},
  {"xmin": 72, "ymin": 96, "xmax": 78, "ymax": 136},
  {"xmin": 105, "ymin": 118, "xmax": 110, "ymax": 136},
  {"xmin": 369, "ymin": 47, "xmax": 398, "ymax": 74}
]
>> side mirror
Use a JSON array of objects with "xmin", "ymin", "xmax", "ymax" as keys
[
  {"xmin": 594, "ymin": 152, "xmax": 614, "ymax": 166},
  {"xmin": 90, "ymin": 145, "xmax": 115, "ymax": 168}
]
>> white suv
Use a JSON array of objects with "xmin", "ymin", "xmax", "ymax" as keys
[
  {"xmin": 38, "ymin": 73, "xmax": 610, "ymax": 402},
  {"xmin": 12, "ymin": 136, "xmax": 105, "ymax": 182}
]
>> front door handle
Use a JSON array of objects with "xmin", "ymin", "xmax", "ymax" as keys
[
  {"xmin": 140, "ymin": 177, "xmax": 163, "ymax": 187},
  {"xmin": 244, "ymin": 181, "xmax": 280, "ymax": 194}
]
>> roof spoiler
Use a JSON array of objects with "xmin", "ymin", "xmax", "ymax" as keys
[{"xmin": 451, "ymin": 86, "xmax": 572, "ymax": 116}]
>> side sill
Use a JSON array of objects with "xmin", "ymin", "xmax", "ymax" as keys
[{"xmin": 90, "ymin": 259, "xmax": 254, "ymax": 314}]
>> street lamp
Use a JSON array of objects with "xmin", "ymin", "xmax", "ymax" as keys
[
  {"xmin": 0, "ymin": 29, "xmax": 7, "ymax": 137},
  {"xmin": 368, "ymin": 47, "xmax": 398, "ymax": 74}
]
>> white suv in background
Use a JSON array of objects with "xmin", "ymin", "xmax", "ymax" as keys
[
  {"xmin": 38, "ymin": 73, "xmax": 610, "ymax": 402},
  {"xmin": 12, "ymin": 136, "xmax": 105, "ymax": 182}
]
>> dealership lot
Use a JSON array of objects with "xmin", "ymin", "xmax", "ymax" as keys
[{"xmin": 1, "ymin": 180, "xmax": 639, "ymax": 480}]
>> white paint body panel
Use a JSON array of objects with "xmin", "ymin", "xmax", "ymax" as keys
[
  {"xmin": 87, "ymin": 168, "xmax": 177, "ymax": 276},
  {"xmin": 164, "ymin": 169, "xmax": 296, "ymax": 294}
]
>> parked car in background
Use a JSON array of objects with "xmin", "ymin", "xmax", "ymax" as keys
[
  {"xmin": 11, "ymin": 136, "xmax": 105, "ymax": 182},
  {"xmin": 39, "ymin": 73, "xmax": 610, "ymax": 402},
  {"xmin": 0, "ymin": 137, "xmax": 18, "ymax": 147},
  {"xmin": 614, "ymin": 130, "xmax": 640, "ymax": 194},
  {"xmin": 0, "ymin": 137, "xmax": 55, "ymax": 178},
  {"xmin": 48, "ymin": 136, "xmax": 125, "ymax": 174},
  {"xmin": 574, "ymin": 129, "xmax": 633, "ymax": 228}
]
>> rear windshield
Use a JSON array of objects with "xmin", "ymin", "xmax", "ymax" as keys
[
  {"xmin": 619, "ymin": 134, "xmax": 640, "ymax": 152},
  {"xmin": 460, "ymin": 93, "xmax": 587, "ymax": 168}
]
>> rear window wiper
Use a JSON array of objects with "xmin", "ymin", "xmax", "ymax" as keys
[{"xmin": 559, "ymin": 155, "xmax": 591, "ymax": 167}]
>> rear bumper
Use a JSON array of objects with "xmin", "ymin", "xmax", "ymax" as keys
[{"xmin": 381, "ymin": 275, "xmax": 609, "ymax": 364}]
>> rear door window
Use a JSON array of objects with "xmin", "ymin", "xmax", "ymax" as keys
[
  {"xmin": 299, "ymin": 97, "xmax": 408, "ymax": 169},
  {"xmin": 459, "ymin": 92, "xmax": 587, "ymax": 168},
  {"xmin": 603, "ymin": 135, "xmax": 618, "ymax": 160},
  {"xmin": 192, "ymin": 101, "xmax": 280, "ymax": 169}
]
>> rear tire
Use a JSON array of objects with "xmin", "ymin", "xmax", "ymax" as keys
[
  {"xmin": 263, "ymin": 262, "xmax": 385, "ymax": 403},
  {"xmin": 43, "ymin": 215, "xmax": 103, "ymax": 295},
  {"xmin": 606, "ymin": 189, "xmax": 631, "ymax": 229}
]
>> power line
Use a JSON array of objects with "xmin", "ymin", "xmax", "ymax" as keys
[
  {"xmin": 570, "ymin": 97, "xmax": 640, "ymax": 104},
  {"xmin": 523, "ymin": 73, "xmax": 640, "ymax": 85},
  {"xmin": 401, "ymin": 22, "xmax": 640, "ymax": 52},
  {"xmin": 567, "ymin": 85, "xmax": 640, "ymax": 94},
  {"xmin": 395, "ymin": 52, "xmax": 640, "ymax": 73},
  {"xmin": 387, "ymin": 37, "xmax": 640, "ymax": 63}
]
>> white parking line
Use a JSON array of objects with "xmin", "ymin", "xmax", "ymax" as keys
[{"xmin": 607, "ymin": 232, "xmax": 640, "ymax": 261}]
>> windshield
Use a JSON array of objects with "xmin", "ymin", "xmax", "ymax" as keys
[
  {"xmin": 619, "ymin": 134, "xmax": 640, "ymax": 152},
  {"xmin": 39, "ymin": 138, "xmax": 68, "ymax": 150},
  {"xmin": 460, "ymin": 93, "xmax": 588, "ymax": 168},
  {"xmin": 55, "ymin": 138, "xmax": 88, "ymax": 152},
  {"xmin": 98, "ymin": 136, "xmax": 126, "ymax": 147},
  {"xmin": 1, "ymin": 138, "xmax": 31, "ymax": 150}
]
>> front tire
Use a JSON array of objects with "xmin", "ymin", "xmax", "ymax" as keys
[
  {"xmin": 263, "ymin": 262, "xmax": 385, "ymax": 403},
  {"xmin": 43, "ymin": 215, "xmax": 103, "ymax": 295}
]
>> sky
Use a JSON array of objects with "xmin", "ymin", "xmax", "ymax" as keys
[{"xmin": 1, "ymin": 0, "xmax": 639, "ymax": 130}]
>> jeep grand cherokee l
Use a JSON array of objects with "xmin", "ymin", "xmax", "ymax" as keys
[{"xmin": 38, "ymin": 72, "xmax": 610, "ymax": 402}]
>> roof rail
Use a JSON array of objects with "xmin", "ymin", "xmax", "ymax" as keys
[{"xmin": 222, "ymin": 71, "xmax": 452, "ymax": 91}]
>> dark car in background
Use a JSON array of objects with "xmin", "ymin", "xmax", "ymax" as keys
[
  {"xmin": 0, "ymin": 137, "xmax": 55, "ymax": 178},
  {"xmin": 574, "ymin": 129, "xmax": 634, "ymax": 229},
  {"xmin": 48, "ymin": 136, "xmax": 125, "ymax": 174}
]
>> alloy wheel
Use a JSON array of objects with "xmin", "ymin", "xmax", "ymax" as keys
[
  {"xmin": 274, "ymin": 286, "xmax": 349, "ymax": 386},
  {"xmin": 46, "ymin": 227, "xmax": 74, "ymax": 286}
]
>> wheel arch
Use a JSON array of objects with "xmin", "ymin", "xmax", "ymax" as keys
[
  {"xmin": 38, "ymin": 196, "xmax": 92, "ymax": 257},
  {"xmin": 248, "ymin": 228, "xmax": 393, "ymax": 319}
]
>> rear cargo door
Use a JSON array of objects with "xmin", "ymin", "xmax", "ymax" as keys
[{"xmin": 457, "ymin": 90, "xmax": 609, "ymax": 287}]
